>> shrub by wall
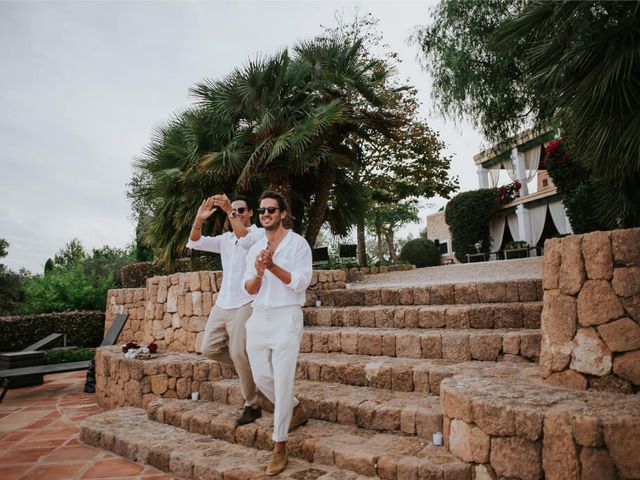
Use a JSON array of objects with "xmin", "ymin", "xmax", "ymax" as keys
[
  {"xmin": 0, "ymin": 311, "xmax": 104, "ymax": 352},
  {"xmin": 121, "ymin": 254, "xmax": 223, "ymax": 288},
  {"xmin": 445, "ymin": 189, "xmax": 500, "ymax": 262},
  {"xmin": 399, "ymin": 238, "xmax": 440, "ymax": 268}
]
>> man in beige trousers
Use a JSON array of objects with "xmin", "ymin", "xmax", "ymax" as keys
[{"xmin": 187, "ymin": 194, "xmax": 264, "ymax": 426}]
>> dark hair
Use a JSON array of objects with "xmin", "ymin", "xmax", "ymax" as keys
[
  {"xmin": 231, "ymin": 195, "xmax": 252, "ymax": 210},
  {"xmin": 259, "ymin": 190, "xmax": 288, "ymax": 212}
]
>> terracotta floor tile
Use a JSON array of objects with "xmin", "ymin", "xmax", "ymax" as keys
[
  {"xmin": 81, "ymin": 458, "xmax": 145, "ymax": 478},
  {"xmin": 0, "ymin": 446, "xmax": 57, "ymax": 463},
  {"xmin": 18, "ymin": 437, "xmax": 70, "ymax": 448},
  {"xmin": 24, "ymin": 427, "xmax": 80, "ymax": 441},
  {"xmin": 0, "ymin": 463, "xmax": 33, "ymax": 480},
  {"xmin": 18, "ymin": 461, "xmax": 88, "ymax": 480},
  {"xmin": 0, "ymin": 430, "xmax": 33, "ymax": 442},
  {"xmin": 44, "ymin": 444, "xmax": 101, "ymax": 462}
]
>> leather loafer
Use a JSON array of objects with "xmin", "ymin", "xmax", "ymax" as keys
[{"xmin": 266, "ymin": 451, "xmax": 287, "ymax": 475}]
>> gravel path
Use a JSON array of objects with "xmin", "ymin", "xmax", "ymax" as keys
[{"xmin": 349, "ymin": 257, "xmax": 543, "ymax": 288}]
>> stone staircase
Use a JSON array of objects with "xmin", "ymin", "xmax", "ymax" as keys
[{"xmin": 81, "ymin": 277, "xmax": 549, "ymax": 479}]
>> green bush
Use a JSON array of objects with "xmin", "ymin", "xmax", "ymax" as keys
[
  {"xmin": 0, "ymin": 311, "xmax": 104, "ymax": 351},
  {"xmin": 43, "ymin": 348, "xmax": 96, "ymax": 364},
  {"xmin": 120, "ymin": 254, "xmax": 223, "ymax": 288},
  {"xmin": 445, "ymin": 189, "xmax": 500, "ymax": 262},
  {"xmin": 399, "ymin": 238, "xmax": 440, "ymax": 268}
]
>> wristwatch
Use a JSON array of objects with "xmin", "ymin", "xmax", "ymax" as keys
[{"xmin": 230, "ymin": 210, "xmax": 238, "ymax": 219}]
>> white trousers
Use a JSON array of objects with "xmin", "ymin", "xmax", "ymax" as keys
[{"xmin": 246, "ymin": 305, "xmax": 303, "ymax": 442}]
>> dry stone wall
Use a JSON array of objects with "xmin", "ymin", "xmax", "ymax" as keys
[
  {"xmin": 105, "ymin": 266, "xmax": 413, "ymax": 353},
  {"xmin": 540, "ymin": 227, "xmax": 640, "ymax": 392}
]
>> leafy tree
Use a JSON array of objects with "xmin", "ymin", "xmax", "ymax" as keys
[
  {"xmin": 367, "ymin": 198, "xmax": 419, "ymax": 262},
  {"xmin": 0, "ymin": 239, "xmax": 25, "ymax": 315},
  {"xmin": 52, "ymin": 238, "xmax": 86, "ymax": 269},
  {"xmin": 415, "ymin": 0, "xmax": 640, "ymax": 228}
]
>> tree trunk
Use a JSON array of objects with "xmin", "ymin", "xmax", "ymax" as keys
[
  {"xmin": 266, "ymin": 159, "xmax": 293, "ymax": 227},
  {"xmin": 304, "ymin": 164, "xmax": 337, "ymax": 247},
  {"xmin": 385, "ymin": 228, "xmax": 398, "ymax": 262},
  {"xmin": 375, "ymin": 224, "xmax": 384, "ymax": 263},
  {"xmin": 357, "ymin": 221, "xmax": 368, "ymax": 267}
]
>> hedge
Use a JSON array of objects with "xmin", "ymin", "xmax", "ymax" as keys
[
  {"xmin": 121, "ymin": 254, "xmax": 223, "ymax": 288},
  {"xmin": 0, "ymin": 311, "xmax": 104, "ymax": 352},
  {"xmin": 399, "ymin": 238, "xmax": 440, "ymax": 268}
]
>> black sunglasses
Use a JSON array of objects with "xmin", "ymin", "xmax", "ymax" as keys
[
  {"xmin": 232, "ymin": 207, "xmax": 247, "ymax": 214},
  {"xmin": 256, "ymin": 207, "xmax": 280, "ymax": 215}
]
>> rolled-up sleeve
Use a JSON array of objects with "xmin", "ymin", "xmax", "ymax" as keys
[
  {"xmin": 286, "ymin": 241, "xmax": 312, "ymax": 294},
  {"xmin": 186, "ymin": 235, "xmax": 222, "ymax": 253},
  {"xmin": 242, "ymin": 244, "xmax": 259, "ymax": 295}
]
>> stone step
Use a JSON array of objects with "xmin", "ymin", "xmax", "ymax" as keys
[
  {"xmin": 439, "ymin": 364, "xmax": 640, "ymax": 480},
  {"xmin": 202, "ymin": 378, "xmax": 442, "ymax": 439},
  {"xmin": 146, "ymin": 397, "xmax": 471, "ymax": 479},
  {"xmin": 303, "ymin": 302, "xmax": 542, "ymax": 330},
  {"xmin": 300, "ymin": 326, "xmax": 541, "ymax": 362},
  {"xmin": 80, "ymin": 407, "xmax": 370, "ymax": 479},
  {"xmin": 305, "ymin": 279, "xmax": 542, "ymax": 307},
  {"xmin": 295, "ymin": 352, "xmax": 535, "ymax": 395}
]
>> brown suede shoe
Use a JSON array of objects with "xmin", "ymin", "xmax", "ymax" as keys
[
  {"xmin": 266, "ymin": 451, "xmax": 288, "ymax": 475},
  {"xmin": 288, "ymin": 405, "xmax": 309, "ymax": 432}
]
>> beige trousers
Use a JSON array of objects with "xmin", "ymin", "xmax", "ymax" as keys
[{"xmin": 200, "ymin": 303, "xmax": 259, "ymax": 407}]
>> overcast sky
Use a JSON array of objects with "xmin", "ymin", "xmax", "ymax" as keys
[{"xmin": 0, "ymin": 0, "xmax": 485, "ymax": 273}]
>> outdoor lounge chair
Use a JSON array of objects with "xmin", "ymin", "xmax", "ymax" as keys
[{"xmin": 0, "ymin": 313, "xmax": 128, "ymax": 402}]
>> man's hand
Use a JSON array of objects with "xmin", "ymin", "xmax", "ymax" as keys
[
  {"xmin": 259, "ymin": 249, "xmax": 274, "ymax": 270},
  {"xmin": 255, "ymin": 253, "xmax": 267, "ymax": 277},
  {"xmin": 212, "ymin": 194, "xmax": 232, "ymax": 215},
  {"xmin": 196, "ymin": 197, "xmax": 217, "ymax": 221}
]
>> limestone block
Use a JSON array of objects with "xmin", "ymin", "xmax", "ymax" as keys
[
  {"xmin": 582, "ymin": 231, "xmax": 613, "ymax": 280},
  {"xmin": 503, "ymin": 333, "xmax": 520, "ymax": 355},
  {"xmin": 473, "ymin": 399, "xmax": 515, "ymax": 436},
  {"xmin": 184, "ymin": 293, "xmax": 193, "ymax": 317},
  {"xmin": 559, "ymin": 235, "xmax": 585, "ymax": 295},
  {"xmin": 357, "ymin": 332, "xmax": 382, "ymax": 356},
  {"xmin": 469, "ymin": 333, "xmax": 502, "ymax": 361},
  {"xmin": 589, "ymin": 374, "xmax": 633, "ymax": 394},
  {"xmin": 413, "ymin": 287, "xmax": 430, "ymax": 305},
  {"xmin": 580, "ymin": 448, "xmax": 616, "ymax": 480},
  {"xmin": 124, "ymin": 289, "xmax": 134, "ymax": 304},
  {"xmin": 418, "ymin": 307, "xmax": 445, "ymax": 329},
  {"xmin": 570, "ymin": 328, "xmax": 613, "ymax": 376},
  {"xmin": 398, "ymin": 287, "xmax": 414, "ymax": 305},
  {"xmin": 340, "ymin": 332, "xmax": 358, "ymax": 355},
  {"xmin": 522, "ymin": 302, "xmax": 543, "ymax": 329},
  {"xmin": 622, "ymin": 295, "xmax": 640, "ymax": 322},
  {"xmin": 431, "ymin": 284, "xmax": 455, "ymax": 304},
  {"xmin": 477, "ymin": 282, "xmax": 506, "ymax": 303},
  {"xmin": 545, "ymin": 370, "xmax": 587, "ymax": 390},
  {"xmin": 541, "ymin": 291, "xmax": 576, "ymax": 343},
  {"xmin": 490, "ymin": 436, "xmax": 542, "ymax": 480},
  {"xmin": 421, "ymin": 335, "xmax": 443, "ymax": 359},
  {"xmin": 157, "ymin": 277, "xmax": 168, "ymax": 303},
  {"xmin": 520, "ymin": 333, "xmax": 541, "ymax": 360},
  {"xmin": 166, "ymin": 285, "xmax": 178, "ymax": 313},
  {"xmin": 543, "ymin": 412, "xmax": 580, "ymax": 480},
  {"xmin": 192, "ymin": 291, "xmax": 203, "ymax": 316},
  {"xmin": 374, "ymin": 308, "xmax": 394, "ymax": 328},
  {"xmin": 454, "ymin": 283, "xmax": 479, "ymax": 304},
  {"xmin": 543, "ymin": 238, "xmax": 562, "ymax": 290},
  {"xmin": 441, "ymin": 387, "xmax": 473, "ymax": 422},
  {"xmin": 603, "ymin": 418, "xmax": 640, "ymax": 478},
  {"xmin": 202, "ymin": 293, "xmax": 213, "ymax": 316},
  {"xmin": 396, "ymin": 333, "xmax": 421, "ymax": 359},
  {"xmin": 612, "ymin": 227, "xmax": 640, "ymax": 266},
  {"xmin": 380, "ymin": 288, "xmax": 400, "ymax": 305},
  {"xmin": 391, "ymin": 365, "xmax": 413, "ymax": 392},
  {"xmin": 577, "ymin": 280, "xmax": 625, "ymax": 326},
  {"xmin": 571, "ymin": 415, "xmax": 601, "ymax": 448},
  {"xmin": 518, "ymin": 280, "xmax": 540, "ymax": 302},
  {"xmin": 448, "ymin": 419, "xmax": 490, "ymax": 463},
  {"xmin": 612, "ymin": 350, "xmax": 640, "ymax": 386},
  {"xmin": 116, "ymin": 289, "xmax": 124, "ymax": 304},
  {"xmin": 598, "ymin": 317, "xmax": 640, "ymax": 352},
  {"xmin": 441, "ymin": 334, "xmax": 471, "ymax": 361},
  {"xmin": 444, "ymin": 306, "xmax": 470, "ymax": 329},
  {"xmin": 150, "ymin": 374, "xmax": 168, "ymax": 395},
  {"xmin": 514, "ymin": 408, "xmax": 543, "ymax": 441},
  {"xmin": 362, "ymin": 289, "xmax": 381, "ymax": 306},
  {"xmin": 468, "ymin": 305, "xmax": 494, "ymax": 329},
  {"xmin": 198, "ymin": 271, "xmax": 210, "ymax": 292},
  {"xmin": 208, "ymin": 272, "xmax": 217, "ymax": 293},
  {"xmin": 612, "ymin": 266, "xmax": 640, "ymax": 297}
]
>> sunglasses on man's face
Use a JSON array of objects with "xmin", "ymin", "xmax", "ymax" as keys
[
  {"xmin": 232, "ymin": 207, "xmax": 247, "ymax": 214},
  {"xmin": 256, "ymin": 207, "xmax": 280, "ymax": 215}
]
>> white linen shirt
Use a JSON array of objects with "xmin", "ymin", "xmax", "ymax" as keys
[
  {"xmin": 242, "ymin": 230, "xmax": 312, "ymax": 309},
  {"xmin": 186, "ymin": 225, "xmax": 264, "ymax": 309}
]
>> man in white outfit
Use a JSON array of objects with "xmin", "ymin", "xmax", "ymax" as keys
[
  {"xmin": 243, "ymin": 190, "xmax": 312, "ymax": 476},
  {"xmin": 187, "ymin": 194, "xmax": 264, "ymax": 426}
]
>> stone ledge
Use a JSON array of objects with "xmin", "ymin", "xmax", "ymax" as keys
[
  {"xmin": 440, "ymin": 364, "xmax": 640, "ymax": 479},
  {"xmin": 296, "ymin": 353, "xmax": 535, "ymax": 395},
  {"xmin": 304, "ymin": 302, "xmax": 542, "ymax": 330},
  {"xmin": 207, "ymin": 378, "xmax": 442, "ymax": 439},
  {"xmin": 80, "ymin": 407, "xmax": 370, "ymax": 479},
  {"xmin": 300, "ymin": 327, "xmax": 541, "ymax": 362},
  {"xmin": 147, "ymin": 398, "xmax": 470, "ymax": 479}
]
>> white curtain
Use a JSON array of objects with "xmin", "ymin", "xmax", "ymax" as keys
[
  {"xmin": 549, "ymin": 200, "xmax": 573, "ymax": 234},
  {"xmin": 523, "ymin": 146, "xmax": 541, "ymax": 184},
  {"xmin": 507, "ymin": 213, "xmax": 521, "ymax": 241},
  {"xmin": 529, "ymin": 204, "xmax": 548, "ymax": 246},
  {"xmin": 501, "ymin": 159, "xmax": 517, "ymax": 181},
  {"xmin": 488, "ymin": 168, "xmax": 501, "ymax": 188},
  {"xmin": 489, "ymin": 216, "xmax": 506, "ymax": 252}
]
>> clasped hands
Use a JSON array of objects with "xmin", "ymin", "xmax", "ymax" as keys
[{"xmin": 255, "ymin": 249, "xmax": 274, "ymax": 277}]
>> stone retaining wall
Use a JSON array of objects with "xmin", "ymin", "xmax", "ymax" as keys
[
  {"xmin": 105, "ymin": 266, "xmax": 414, "ymax": 353},
  {"xmin": 540, "ymin": 227, "xmax": 640, "ymax": 392}
]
